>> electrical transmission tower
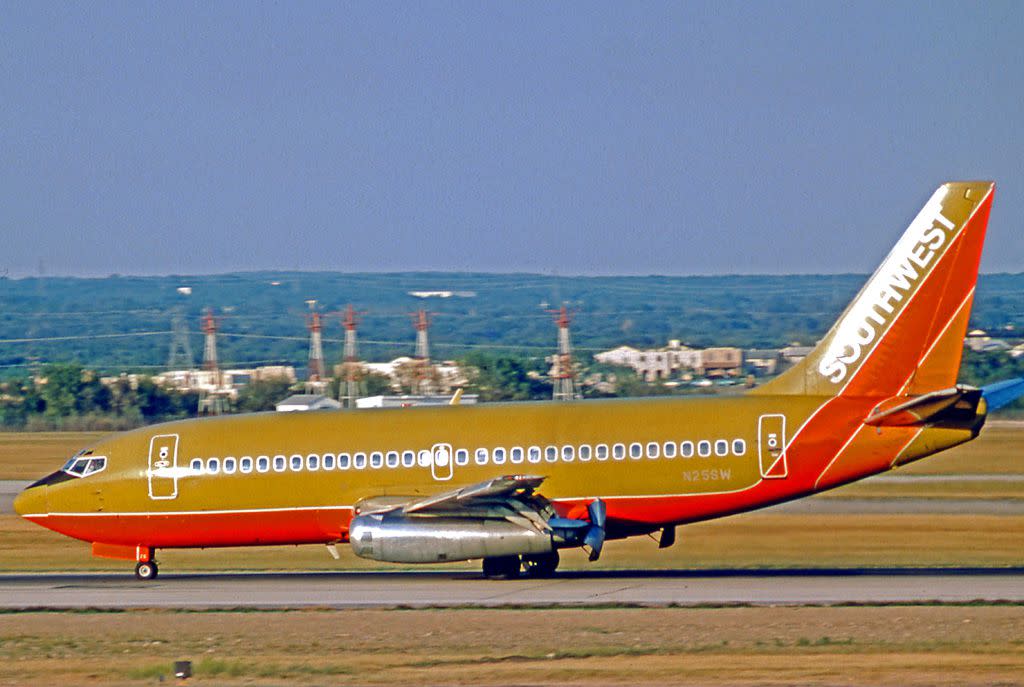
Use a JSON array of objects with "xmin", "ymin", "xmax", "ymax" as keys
[
  {"xmin": 410, "ymin": 309, "xmax": 434, "ymax": 395},
  {"xmin": 198, "ymin": 308, "xmax": 229, "ymax": 415},
  {"xmin": 340, "ymin": 304, "xmax": 365, "ymax": 408},
  {"xmin": 167, "ymin": 306, "xmax": 194, "ymax": 370},
  {"xmin": 305, "ymin": 301, "xmax": 327, "ymax": 394},
  {"xmin": 549, "ymin": 305, "xmax": 580, "ymax": 401}
]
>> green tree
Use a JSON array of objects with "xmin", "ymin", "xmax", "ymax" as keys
[
  {"xmin": 235, "ymin": 378, "xmax": 294, "ymax": 412},
  {"xmin": 459, "ymin": 352, "xmax": 550, "ymax": 402}
]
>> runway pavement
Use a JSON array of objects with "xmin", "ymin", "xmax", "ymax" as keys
[{"xmin": 1, "ymin": 568, "xmax": 1022, "ymax": 609}]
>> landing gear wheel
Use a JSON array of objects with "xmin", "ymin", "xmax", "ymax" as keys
[
  {"xmin": 482, "ymin": 555, "xmax": 521, "ymax": 579},
  {"xmin": 134, "ymin": 560, "xmax": 158, "ymax": 581},
  {"xmin": 522, "ymin": 551, "xmax": 560, "ymax": 578}
]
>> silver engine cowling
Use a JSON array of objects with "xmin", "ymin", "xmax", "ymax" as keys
[{"xmin": 350, "ymin": 513, "xmax": 553, "ymax": 563}]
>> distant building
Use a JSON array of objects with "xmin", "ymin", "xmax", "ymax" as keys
[
  {"xmin": 780, "ymin": 345, "xmax": 814, "ymax": 364},
  {"xmin": 965, "ymin": 330, "xmax": 1011, "ymax": 353},
  {"xmin": 594, "ymin": 341, "xmax": 738, "ymax": 381},
  {"xmin": 275, "ymin": 394, "xmax": 342, "ymax": 412},
  {"xmin": 744, "ymin": 349, "xmax": 781, "ymax": 376},
  {"xmin": 700, "ymin": 347, "xmax": 744, "ymax": 377}
]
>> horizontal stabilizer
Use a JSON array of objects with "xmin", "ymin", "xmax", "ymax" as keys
[
  {"xmin": 864, "ymin": 386, "xmax": 982, "ymax": 427},
  {"xmin": 981, "ymin": 378, "xmax": 1024, "ymax": 411}
]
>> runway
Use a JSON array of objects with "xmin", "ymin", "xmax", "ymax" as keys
[{"xmin": 2, "ymin": 568, "xmax": 1022, "ymax": 609}]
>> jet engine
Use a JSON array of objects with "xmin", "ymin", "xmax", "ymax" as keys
[{"xmin": 349, "ymin": 513, "xmax": 553, "ymax": 563}]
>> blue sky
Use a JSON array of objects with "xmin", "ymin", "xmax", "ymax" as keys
[{"xmin": 2, "ymin": 1, "xmax": 1021, "ymax": 277}]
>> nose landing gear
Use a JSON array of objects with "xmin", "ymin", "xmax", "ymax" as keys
[{"xmin": 134, "ymin": 559, "xmax": 159, "ymax": 580}]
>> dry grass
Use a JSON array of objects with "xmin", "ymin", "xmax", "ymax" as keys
[
  {"xmin": 0, "ymin": 431, "xmax": 106, "ymax": 479},
  {"xmin": 1, "ymin": 606, "xmax": 1022, "ymax": 686},
  {"xmin": 3, "ymin": 511, "xmax": 1023, "ymax": 573}
]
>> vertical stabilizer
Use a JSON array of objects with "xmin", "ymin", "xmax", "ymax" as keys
[{"xmin": 753, "ymin": 182, "xmax": 994, "ymax": 398}]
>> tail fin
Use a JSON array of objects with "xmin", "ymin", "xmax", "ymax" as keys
[{"xmin": 753, "ymin": 181, "xmax": 995, "ymax": 397}]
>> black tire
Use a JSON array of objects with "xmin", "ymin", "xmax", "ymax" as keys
[
  {"xmin": 522, "ymin": 551, "xmax": 560, "ymax": 577},
  {"xmin": 134, "ymin": 560, "xmax": 158, "ymax": 581},
  {"xmin": 482, "ymin": 555, "xmax": 521, "ymax": 579}
]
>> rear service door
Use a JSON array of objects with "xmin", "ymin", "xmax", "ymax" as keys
[
  {"xmin": 148, "ymin": 434, "xmax": 180, "ymax": 499},
  {"xmin": 757, "ymin": 414, "xmax": 787, "ymax": 479}
]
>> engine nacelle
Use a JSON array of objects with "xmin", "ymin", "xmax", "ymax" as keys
[{"xmin": 349, "ymin": 514, "xmax": 553, "ymax": 563}]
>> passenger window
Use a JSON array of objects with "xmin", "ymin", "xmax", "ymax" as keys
[
  {"xmin": 698, "ymin": 440, "xmax": 711, "ymax": 457},
  {"xmin": 629, "ymin": 443, "xmax": 643, "ymax": 459},
  {"xmin": 596, "ymin": 444, "xmax": 609, "ymax": 461},
  {"xmin": 663, "ymin": 442, "xmax": 677, "ymax": 459},
  {"xmin": 613, "ymin": 443, "xmax": 625, "ymax": 460},
  {"xmin": 732, "ymin": 439, "xmax": 746, "ymax": 456},
  {"xmin": 455, "ymin": 449, "xmax": 469, "ymax": 466},
  {"xmin": 322, "ymin": 453, "xmax": 336, "ymax": 470},
  {"xmin": 402, "ymin": 450, "xmax": 415, "ymax": 467},
  {"xmin": 561, "ymin": 445, "xmax": 574, "ymax": 462},
  {"xmin": 475, "ymin": 448, "xmax": 488, "ymax": 465},
  {"xmin": 257, "ymin": 455, "xmax": 270, "ymax": 473},
  {"xmin": 353, "ymin": 452, "xmax": 367, "ymax": 469},
  {"xmin": 386, "ymin": 451, "xmax": 399, "ymax": 468},
  {"xmin": 190, "ymin": 458, "xmax": 203, "ymax": 473},
  {"xmin": 273, "ymin": 455, "xmax": 286, "ymax": 472},
  {"xmin": 646, "ymin": 442, "xmax": 659, "ymax": 459},
  {"xmin": 511, "ymin": 447, "xmax": 524, "ymax": 464},
  {"xmin": 223, "ymin": 457, "xmax": 237, "ymax": 474},
  {"xmin": 290, "ymin": 454, "xmax": 303, "ymax": 471},
  {"xmin": 240, "ymin": 456, "xmax": 253, "ymax": 473},
  {"xmin": 417, "ymin": 450, "xmax": 431, "ymax": 467},
  {"xmin": 370, "ymin": 452, "xmax": 383, "ymax": 469},
  {"xmin": 715, "ymin": 440, "xmax": 728, "ymax": 457},
  {"xmin": 545, "ymin": 446, "xmax": 558, "ymax": 463},
  {"xmin": 338, "ymin": 453, "xmax": 351, "ymax": 470},
  {"xmin": 681, "ymin": 441, "xmax": 694, "ymax": 458},
  {"xmin": 307, "ymin": 454, "xmax": 320, "ymax": 471},
  {"xmin": 493, "ymin": 447, "xmax": 506, "ymax": 465},
  {"xmin": 579, "ymin": 445, "xmax": 592, "ymax": 462},
  {"xmin": 207, "ymin": 458, "xmax": 220, "ymax": 474},
  {"xmin": 528, "ymin": 446, "xmax": 541, "ymax": 463}
]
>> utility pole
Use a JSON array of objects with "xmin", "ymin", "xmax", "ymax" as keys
[{"xmin": 167, "ymin": 305, "xmax": 194, "ymax": 370}]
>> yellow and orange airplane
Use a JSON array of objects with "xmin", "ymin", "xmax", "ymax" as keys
[{"xmin": 14, "ymin": 181, "xmax": 1022, "ymax": 580}]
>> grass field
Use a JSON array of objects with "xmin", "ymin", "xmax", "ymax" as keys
[{"xmin": 1, "ymin": 606, "xmax": 1022, "ymax": 686}]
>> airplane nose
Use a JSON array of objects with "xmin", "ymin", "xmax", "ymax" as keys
[{"xmin": 13, "ymin": 485, "xmax": 47, "ymax": 518}]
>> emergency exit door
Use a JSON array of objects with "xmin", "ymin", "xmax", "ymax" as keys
[
  {"xmin": 148, "ymin": 434, "xmax": 179, "ymax": 499},
  {"xmin": 757, "ymin": 414, "xmax": 787, "ymax": 479}
]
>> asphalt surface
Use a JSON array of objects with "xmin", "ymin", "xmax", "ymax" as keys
[{"xmin": 1, "ymin": 568, "xmax": 1021, "ymax": 608}]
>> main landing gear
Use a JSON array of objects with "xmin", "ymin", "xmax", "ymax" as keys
[
  {"xmin": 482, "ymin": 551, "xmax": 560, "ymax": 579},
  {"xmin": 134, "ymin": 560, "xmax": 159, "ymax": 580}
]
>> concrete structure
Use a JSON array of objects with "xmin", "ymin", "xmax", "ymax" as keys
[
  {"xmin": 355, "ymin": 394, "xmax": 478, "ymax": 409},
  {"xmin": 275, "ymin": 394, "xmax": 342, "ymax": 412}
]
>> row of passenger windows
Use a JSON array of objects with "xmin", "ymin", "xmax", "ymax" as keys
[{"xmin": 188, "ymin": 439, "xmax": 747, "ymax": 476}]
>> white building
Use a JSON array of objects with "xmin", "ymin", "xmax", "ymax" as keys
[{"xmin": 275, "ymin": 394, "xmax": 342, "ymax": 412}]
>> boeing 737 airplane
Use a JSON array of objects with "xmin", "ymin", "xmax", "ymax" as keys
[{"xmin": 14, "ymin": 181, "xmax": 1024, "ymax": 580}]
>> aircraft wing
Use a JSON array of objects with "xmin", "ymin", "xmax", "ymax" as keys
[{"xmin": 401, "ymin": 474, "xmax": 546, "ymax": 514}]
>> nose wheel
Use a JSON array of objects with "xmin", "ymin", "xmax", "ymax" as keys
[{"xmin": 134, "ymin": 560, "xmax": 159, "ymax": 581}]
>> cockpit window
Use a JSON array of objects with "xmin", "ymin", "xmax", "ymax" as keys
[{"xmin": 63, "ymin": 455, "xmax": 106, "ymax": 478}]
